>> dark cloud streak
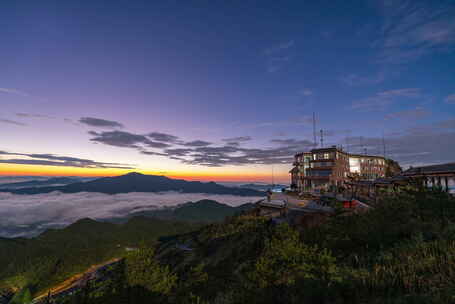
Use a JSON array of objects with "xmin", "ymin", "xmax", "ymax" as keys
[
  {"xmin": 0, "ymin": 151, "xmax": 134, "ymax": 169},
  {"xmin": 79, "ymin": 117, "xmax": 124, "ymax": 128},
  {"xmin": 0, "ymin": 119, "xmax": 27, "ymax": 126}
]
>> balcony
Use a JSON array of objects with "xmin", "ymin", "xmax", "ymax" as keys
[
  {"xmin": 302, "ymin": 176, "xmax": 331, "ymax": 180},
  {"xmin": 310, "ymin": 161, "xmax": 335, "ymax": 169},
  {"xmin": 306, "ymin": 169, "xmax": 332, "ymax": 178}
]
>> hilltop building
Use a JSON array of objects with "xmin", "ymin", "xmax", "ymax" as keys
[
  {"xmin": 290, "ymin": 146, "xmax": 399, "ymax": 192},
  {"xmin": 402, "ymin": 162, "xmax": 455, "ymax": 193}
]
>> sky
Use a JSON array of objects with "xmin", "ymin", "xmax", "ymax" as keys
[{"xmin": 1, "ymin": 0, "xmax": 454, "ymax": 183}]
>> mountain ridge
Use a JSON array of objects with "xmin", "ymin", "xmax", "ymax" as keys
[
  {"xmin": 0, "ymin": 177, "xmax": 81, "ymax": 189},
  {"xmin": 0, "ymin": 172, "xmax": 264, "ymax": 196}
]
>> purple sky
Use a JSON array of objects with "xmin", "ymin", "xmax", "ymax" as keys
[{"xmin": 1, "ymin": 0, "xmax": 454, "ymax": 182}]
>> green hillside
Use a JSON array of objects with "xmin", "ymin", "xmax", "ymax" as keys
[
  {"xmin": 0, "ymin": 217, "xmax": 201, "ymax": 300},
  {"xmin": 47, "ymin": 188, "xmax": 455, "ymax": 304}
]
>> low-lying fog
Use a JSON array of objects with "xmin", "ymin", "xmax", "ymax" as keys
[{"xmin": 0, "ymin": 191, "xmax": 262, "ymax": 238}]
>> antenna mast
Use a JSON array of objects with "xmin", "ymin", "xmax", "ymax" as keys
[
  {"xmin": 312, "ymin": 112, "xmax": 317, "ymax": 147},
  {"xmin": 320, "ymin": 129, "xmax": 324, "ymax": 148},
  {"xmin": 382, "ymin": 132, "xmax": 386, "ymax": 158}
]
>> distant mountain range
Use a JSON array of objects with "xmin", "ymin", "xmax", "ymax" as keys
[
  {"xmin": 0, "ymin": 172, "xmax": 264, "ymax": 196},
  {"xmin": 0, "ymin": 177, "xmax": 82, "ymax": 189},
  {"xmin": 239, "ymin": 183, "xmax": 288, "ymax": 191}
]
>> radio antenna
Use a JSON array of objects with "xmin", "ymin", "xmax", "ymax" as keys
[
  {"xmin": 320, "ymin": 129, "xmax": 324, "ymax": 148},
  {"xmin": 312, "ymin": 112, "xmax": 317, "ymax": 147},
  {"xmin": 382, "ymin": 131, "xmax": 386, "ymax": 158}
]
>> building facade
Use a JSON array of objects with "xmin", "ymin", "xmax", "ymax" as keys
[
  {"xmin": 290, "ymin": 146, "xmax": 391, "ymax": 192},
  {"xmin": 290, "ymin": 152, "xmax": 312, "ymax": 190}
]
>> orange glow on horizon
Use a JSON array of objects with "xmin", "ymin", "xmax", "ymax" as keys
[{"xmin": 0, "ymin": 164, "xmax": 290, "ymax": 183}]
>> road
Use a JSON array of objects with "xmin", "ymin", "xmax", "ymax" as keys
[{"xmin": 33, "ymin": 258, "xmax": 121, "ymax": 303}]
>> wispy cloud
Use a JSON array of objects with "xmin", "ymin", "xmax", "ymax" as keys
[
  {"xmin": 340, "ymin": 71, "xmax": 385, "ymax": 86},
  {"xmin": 221, "ymin": 136, "xmax": 252, "ymax": 146},
  {"xmin": 375, "ymin": 1, "xmax": 455, "ymax": 63},
  {"xmin": 264, "ymin": 40, "xmax": 294, "ymax": 56},
  {"xmin": 0, "ymin": 88, "xmax": 30, "ymax": 97},
  {"xmin": 263, "ymin": 40, "xmax": 295, "ymax": 73},
  {"xmin": 299, "ymin": 89, "xmax": 313, "ymax": 96},
  {"xmin": 445, "ymin": 93, "xmax": 455, "ymax": 104},
  {"xmin": 16, "ymin": 113, "xmax": 54, "ymax": 119},
  {"xmin": 245, "ymin": 116, "xmax": 314, "ymax": 129},
  {"xmin": 385, "ymin": 107, "xmax": 429, "ymax": 120},
  {"xmin": 222, "ymin": 136, "xmax": 252, "ymax": 143},
  {"xmin": 0, "ymin": 118, "xmax": 27, "ymax": 126},
  {"xmin": 351, "ymin": 88, "xmax": 421, "ymax": 111},
  {"xmin": 342, "ymin": 118, "xmax": 455, "ymax": 167}
]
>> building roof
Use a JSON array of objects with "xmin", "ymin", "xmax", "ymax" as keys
[
  {"xmin": 402, "ymin": 162, "xmax": 455, "ymax": 176},
  {"xmin": 294, "ymin": 151, "xmax": 312, "ymax": 157},
  {"xmin": 348, "ymin": 153, "xmax": 385, "ymax": 159},
  {"xmin": 311, "ymin": 146, "xmax": 346, "ymax": 153},
  {"xmin": 373, "ymin": 176, "xmax": 409, "ymax": 184}
]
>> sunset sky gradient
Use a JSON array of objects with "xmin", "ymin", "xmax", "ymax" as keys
[{"xmin": 1, "ymin": 1, "xmax": 454, "ymax": 183}]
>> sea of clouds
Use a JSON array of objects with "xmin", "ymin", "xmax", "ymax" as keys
[{"xmin": 0, "ymin": 191, "xmax": 262, "ymax": 238}]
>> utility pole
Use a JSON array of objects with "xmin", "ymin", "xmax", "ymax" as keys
[{"xmin": 272, "ymin": 165, "xmax": 274, "ymax": 186}]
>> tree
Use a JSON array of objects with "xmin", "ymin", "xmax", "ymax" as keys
[
  {"xmin": 125, "ymin": 245, "xmax": 177, "ymax": 300},
  {"xmin": 248, "ymin": 224, "xmax": 341, "ymax": 303}
]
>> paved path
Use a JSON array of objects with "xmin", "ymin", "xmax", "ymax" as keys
[{"xmin": 270, "ymin": 193, "xmax": 309, "ymax": 208}]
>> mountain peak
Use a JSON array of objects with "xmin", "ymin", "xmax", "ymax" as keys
[{"xmin": 124, "ymin": 172, "xmax": 145, "ymax": 177}]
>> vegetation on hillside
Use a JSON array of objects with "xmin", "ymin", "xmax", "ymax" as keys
[
  {"xmin": 3, "ymin": 188, "xmax": 455, "ymax": 303},
  {"xmin": 0, "ymin": 217, "xmax": 201, "ymax": 300}
]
